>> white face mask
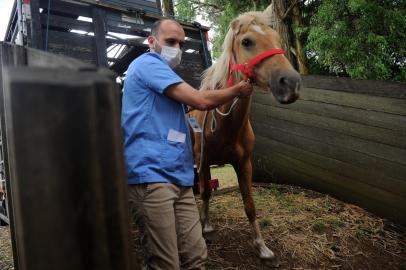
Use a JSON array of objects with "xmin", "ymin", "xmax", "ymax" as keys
[{"xmin": 154, "ymin": 39, "xmax": 182, "ymax": 68}]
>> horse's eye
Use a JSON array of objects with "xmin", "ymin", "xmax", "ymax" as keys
[{"xmin": 241, "ymin": 38, "xmax": 254, "ymax": 48}]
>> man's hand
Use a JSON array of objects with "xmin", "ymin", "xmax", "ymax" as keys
[{"xmin": 234, "ymin": 80, "xmax": 253, "ymax": 98}]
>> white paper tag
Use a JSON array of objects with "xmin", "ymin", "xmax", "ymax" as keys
[{"xmin": 167, "ymin": 129, "xmax": 186, "ymax": 143}]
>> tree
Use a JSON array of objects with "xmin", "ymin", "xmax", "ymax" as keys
[
  {"xmin": 265, "ymin": 0, "xmax": 309, "ymax": 74},
  {"xmin": 175, "ymin": 0, "xmax": 272, "ymax": 58},
  {"xmin": 175, "ymin": 0, "xmax": 405, "ymax": 81},
  {"xmin": 306, "ymin": 0, "xmax": 406, "ymax": 81},
  {"xmin": 174, "ymin": 0, "xmax": 310, "ymax": 74},
  {"xmin": 161, "ymin": 0, "xmax": 175, "ymax": 17}
]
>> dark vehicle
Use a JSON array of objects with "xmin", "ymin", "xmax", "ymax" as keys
[{"xmin": 1, "ymin": 0, "xmax": 212, "ymax": 226}]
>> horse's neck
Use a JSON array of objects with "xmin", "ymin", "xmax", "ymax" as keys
[{"xmin": 215, "ymin": 94, "xmax": 252, "ymax": 132}]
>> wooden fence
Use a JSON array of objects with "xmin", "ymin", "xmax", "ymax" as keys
[
  {"xmin": 0, "ymin": 42, "xmax": 136, "ymax": 270},
  {"xmin": 251, "ymin": 75, "xmax": 406, "ymax": 225}
]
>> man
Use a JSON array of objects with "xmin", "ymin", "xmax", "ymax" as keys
[{"xmin": 121, "ymin": 19, "xmax": 253, "ymax": 270}]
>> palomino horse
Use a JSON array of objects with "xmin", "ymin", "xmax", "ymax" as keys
[{"xmin": 189, "ymin": 6, "xmax": 301, "ymax": 259}]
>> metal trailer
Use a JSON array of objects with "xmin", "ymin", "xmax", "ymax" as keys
[
  {"xmin": 1, "ymin": 0, "xmax": 212, "ymax": 226},
  {"xmin": 5, "ymin": 0, "xmax": 212, "ymax": 85}
]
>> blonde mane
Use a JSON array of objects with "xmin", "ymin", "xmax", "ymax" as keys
[{"xmin": 200, "ymin": 11, "xmax": 268, "ymax": 91}]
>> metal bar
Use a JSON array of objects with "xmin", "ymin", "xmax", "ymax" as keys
[
  {"xmin": 40, "ymin": 13, "xmax": 94, "ymax": 33},
  {"xmin": 28, "ymin": 0, "xmax": 44, "ymax": 49},
  {"xmin": 16, "ymin": 0, "xmax": 25, "ymax": 45},
  {"xmin": 0, "ymin": 212, "xmax": 9, "ymax": 224},
  {"xmin": 194, "ymin": 21, "xmax": 212, "ymax": 69},
  {"xmin": 92, "ymin": 7, "xmax": 108, "ymax": 66},
  {"xmin": 5, "ymin": 2, "xmax": 18, "ymax": 43}
]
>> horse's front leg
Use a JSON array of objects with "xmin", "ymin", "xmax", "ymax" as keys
[
  {"xmin": 233, "ymin": 157, "xmax": 275, "ymax": 260},
  {"xmin": 199, "ymin": 163, "xmax": 214, "ymax": 234}
]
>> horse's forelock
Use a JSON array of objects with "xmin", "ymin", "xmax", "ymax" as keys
[{"xmin": 200, "ymin": 12, "xmax": 268, "ymax": 91}]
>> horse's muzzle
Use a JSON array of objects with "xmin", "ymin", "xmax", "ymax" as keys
[{"xmin": 269, "ymin": 70, "xmax": 301, "ymax": 104}]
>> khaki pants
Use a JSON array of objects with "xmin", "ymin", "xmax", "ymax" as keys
[{"xmin": 129, "ymin": 183, "xmax": 207, "ymax": 270}]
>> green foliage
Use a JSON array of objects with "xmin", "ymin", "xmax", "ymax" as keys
[
  {"xmin": 175, "ymin": 0, "xmax": 271, "ymax": 58},
  {"xmin": 312, "ymin": 220, "xmax": 327, "ymax": 233},
  {"xmin": 307, "ymin": 0, "xmax": 406, "ymax": 81},
  {"xmin": 174, "ymin": 0, "xmax": 196, "ymax": 21},
  {"xmin": 175, "ymin": 0, "xmax": 405, "ymax": 81},
  {"xmin": 259, "ymin": 217, "xmax": 273, "ymax": 228}
]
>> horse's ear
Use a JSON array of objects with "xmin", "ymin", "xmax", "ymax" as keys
[
  {"xmin": 263, "ymin": 3, "xmax": 276, "ymax": 29},
  {"xmin": 263, "ymin": 3, "xmax": 273, "ymax": 16},
  {"xmin": 230, "ymin": 19, "xmax": 242, "ymax": 35}
]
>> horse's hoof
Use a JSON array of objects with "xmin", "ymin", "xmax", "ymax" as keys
[
  {"xmin": 259, "ymin": 247, "xmax": 275, "ymax": 260},
  {"xmin": 261, "ymin": 258, "xmax": 280, "ymax": 268},
  {"xmin": 252, "ymin": 239, "xmax": 275, "ymax": 260},
  {"xmin": 202, "ymin": 223, "xmax": 214, "ymax": 234},
  {"xmin": 202, "ymin": 230, "xmax": 218, "ymax": 242}
]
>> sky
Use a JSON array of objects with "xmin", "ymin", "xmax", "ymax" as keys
[{"xmin": 0, "ymin": 0, "xmax": 14, "ymax": 41}]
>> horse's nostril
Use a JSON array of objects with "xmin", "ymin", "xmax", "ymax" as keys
[{"xmin": 279, "ymin": 77, "xmax": 287, "ymax": 86}]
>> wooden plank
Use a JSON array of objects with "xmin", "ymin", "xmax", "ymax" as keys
[
  {"xmin": 105, "ymin": 12, "xmax": 203, "ymax": 40},
  {"xmin": 0, "ymin": 42, "xmax": 26, "ymax": 270},
  {"xmin": 251, "ymin": 116, "xmax": 406, "ymax": 166},
  {"xmin": 253, "ymin": 91, "xmax": 406, "ymax": 133},
  {"xmin": 103, "ymin": 0, "xmax": 160, "ymax": 10},
  {"xmin": 302, "ymin": 75, "xmax": 406, "ymax": 99},
  {"xmin": 40, "ymin": 13, "xmax": 94, "ymax": 32},
  {"xmin": 106, "ymin": 37, "xmax": 145, "ymax": 46},
  {"xmin": 252, "ymin": 103, "xmax": 406, "ymax": 148},
  {"xmin": 254, "ymin": 135, "xmax": 406, "ymax": 197},
  {"xmin": 26, "ymin": 47, "xmax": 97, "ymax": 71},
  {"xmin": 105, "ymin": 37, "xmax": 202, "ymax": 52},
  {"xmin": 28, "ymin": 0, "xmax": 44, "ymax": 49},
  {"xmin": 3, "ymin": 66, "xmax": 135, "ymax": 270},
  {"xmin": 300, "ymin": 87, "xmax": 406, "ymax": 116},
  {"xmin": 39, "ymin": 0, "xmax": 92, "ymax": 17},
  {"xmin": 78, "ymin": 0, "xmax": 210, "ymax": 31},
  {"xmin": 44, "ymin": 30, "xmax": 97, "ymax": 64},
  {"xmin": 174, "ymin": 52, "xmax": 205, "ymax": 88},
  {"xmin": 252, "ymin": 153, "xmax": 406, "ymax": 225},
  {"xmin": 80, "ymin": 0, "xmax": 161, "ymax": 15},
  {"xmin": 255, "ymin": 148, "xmax": 406, "ymax": 206},
  {"xmin": 250, "ymin": 121, "xmax": 406, "ymax": 181},
  {"xmin": 92, "ymin": 7, "xmax": 108, "ymax": 66}
]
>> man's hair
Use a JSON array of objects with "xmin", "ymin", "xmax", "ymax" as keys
[{"xmin": 150, "ymin": 19, "xmax": 182, "ymax": 38}]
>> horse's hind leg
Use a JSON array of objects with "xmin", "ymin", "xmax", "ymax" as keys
[
  {"xmin": 199, "ymin": 164, "xmax": 214, "ymax": 234},
  {"xmin": 233, "ymin": 158, "xmax": 275, "ymax": 260}
]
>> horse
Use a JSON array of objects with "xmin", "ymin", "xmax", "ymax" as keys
[{"xmin": 188, "ymin": 5, "xmax": 301, "ymax": 260}]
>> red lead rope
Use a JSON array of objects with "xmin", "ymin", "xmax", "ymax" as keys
[{"xmin": 228, "ymin": 49, "xmax": 285, "ymax": 87}]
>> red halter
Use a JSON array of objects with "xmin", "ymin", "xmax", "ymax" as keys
[{"xmin": 228, "ymin": 49, "xmax": 285, "ymax": 87}]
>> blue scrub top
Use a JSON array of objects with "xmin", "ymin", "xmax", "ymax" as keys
[{"xmin": 121, "ymin": 52, "xmax": 194, "ymax": 186}]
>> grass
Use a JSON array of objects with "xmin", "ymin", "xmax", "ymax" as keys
[
  {"xmin": 210, "ymin": 164, "xmax": 238, "ymax": 189},
  {"xmin": 259, "ymin": 217, "xmax": 273, "ymax": 228},
  {"xmin": 2, "ymin": 183, "xmax": 405, "ymax": 270},
  {"xmin": 199, "ymin": 185, "xmax": 406, "ymax": 269}
]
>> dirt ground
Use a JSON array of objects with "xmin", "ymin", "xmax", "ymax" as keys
[
  {"xmin": 203, "ymin": 185, "xmax": 406, "ymax": 269},
  {"xmin": 0, "ymin": 226, "xmax": 13, "ymax": 270},
  {"xmin": 131, "ymin": 184, "xmax": 406, "ymax": 269},
  {"xmin": 1, "ymin": 184, "xmax": 405, "ymax": 270}
]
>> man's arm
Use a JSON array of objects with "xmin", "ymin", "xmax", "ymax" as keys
[{"xmin": 164, "ymin": 81, "xmax": 253, "ymax": 111}]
